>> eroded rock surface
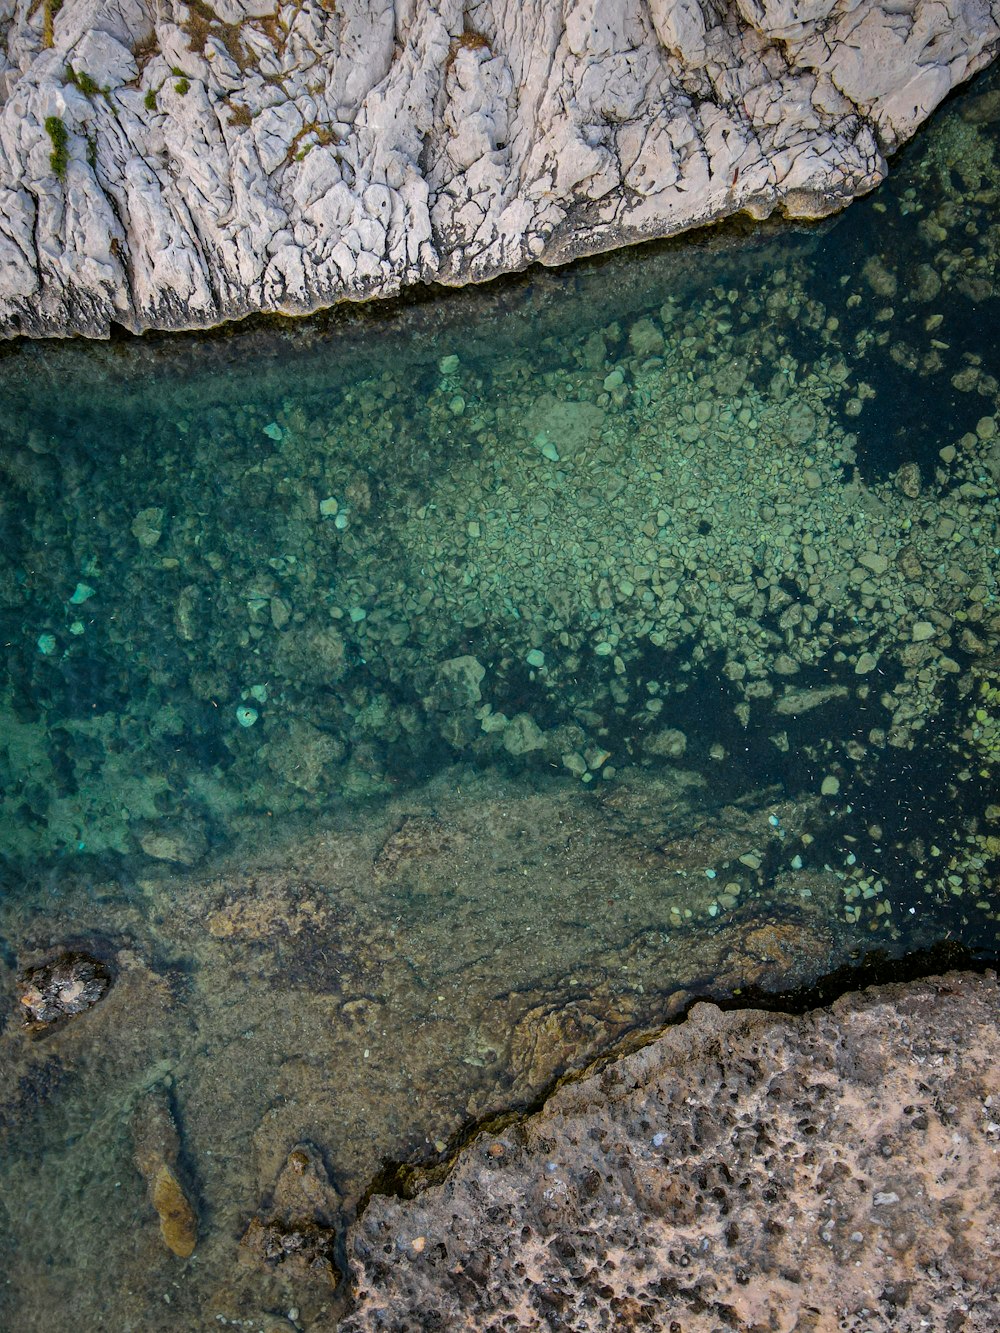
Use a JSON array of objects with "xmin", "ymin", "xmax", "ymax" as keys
[
  {"xmin": 345, "ymin": 971, "xmax": 1000, "ymax": 1333},
  {"xmin": 240, "ymin": 1143, "xmax": 340, "ymax": 1288},
  {"xmin": 16, "ymin": 952, "xmax": 111, "ymax": 1030},
  {"xmin": 1, "ymin": 0, "xmax": 997, "ymax": 336}
]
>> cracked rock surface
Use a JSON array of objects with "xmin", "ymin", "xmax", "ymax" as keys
[
  {"xmin": 344, "ymin": 971, "xmax": 1000, "ymax": 1333},
  {"xmin": 1, "ymin": 0, "xmax": 997, "ymax": 337}
]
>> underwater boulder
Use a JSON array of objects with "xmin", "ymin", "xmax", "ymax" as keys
[
  {"xmin": 131, "ymin": 1085, "xmax": 198, "ymax": 1259},
  {"xmin": 240, "ymin": 1142, "xmax": 340, "ymax": 1287},
  {"xmin": 426, "ymin": 655, "xmax": 486, "ymax": 712}
]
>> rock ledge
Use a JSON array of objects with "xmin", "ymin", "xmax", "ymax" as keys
[
  {"xmin": 345, "ymin": 972, "xmax": 1000, "ymax": 1332},
  {"xmin": 1, "ymin": 0, "xmax": 998, "ymax": 337}
]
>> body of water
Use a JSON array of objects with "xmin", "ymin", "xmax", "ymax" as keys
[{"xmin": 0, "ymin": 63, "xmax": 998, "ymax": 1333}]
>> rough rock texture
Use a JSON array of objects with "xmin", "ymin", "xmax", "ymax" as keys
[
  {"xmin": 1, "ymin": 0, "xmax": 997, "ymax": 337},
  {"xmin": 345, "ymin": 971, "xmax": 1000, "ymax": 1333},
  {"xmin": 16, "ymin": 952, "xmax": 111, "ymax": 1030},
  {"xmin": 239, "ymin": 1142, "xmax": 341, "ymax": 1287}
]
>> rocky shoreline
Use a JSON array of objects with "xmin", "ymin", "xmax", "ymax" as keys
[
  {"xmin": 345, "ymin": 971, "xmax": 1000, "ymax": 1333},
  {"xmin": 1, "ymin": 0, "xmax": 998, "ymax": 338}
]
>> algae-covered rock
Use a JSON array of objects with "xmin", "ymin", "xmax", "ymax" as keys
[
  {"xmin": 173, "ymin": 585, "xmax": 201, "ymax": 641},
  {"xmin": 240, "ymin": 1142, "xmax": 340, "ymax": 1287},
  {"xmin": 501, "ymin": 712, "xmax": 546, "ymax": 755},
  {"xmin": 274, "ymin": 625, "xmax": 347, "ymax": 686},
  {"xmin": 131, "ymin": 1086, "xmax": 198, "ymax": 1259},
  {"xmin": 240, "ymin": 1216, "xmax": 338, "ymax": 1287},
  {"xmin": 271, "ymin": 1143, "xmax": 341, "ymax": 1224},
  {"xmin": 262, "ymin": 719, "xmax": 345, "ymax": 793},
  {"xmin": 131, "ymin": 507, "xmax": 164, "ymax": 548},
  {"xmin": 530, "ymin": 396, "xmax": 606, "ymax": 459},
  {"xmin": 372, "ymin": 815, "xmax": 457, "ymax": 883},
  {"xmin": 139, "ymin": 820, "xmax": 208, "ymax": 866},
  {"xmin": 206, "ymin": 885, "xmax": 328, "ymax": 941},
  {"xmin": 149, "ymin": 1163, "xmax": 198, "ymax": 1260},
  {"xmin": 427, "ymin": 655, "xmax": 486, "ymax": 711},
  {"xmin": 642, "ymin": 727, "xmax": 688, "ymax": 758}
]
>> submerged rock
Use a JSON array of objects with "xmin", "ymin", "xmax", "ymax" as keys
[
  {"xmin": 263, "ymin": 718, "xmax": 346, "ymax": 793},
  {"xmin": 131, "ymin": 1085, "xmax": 198, "ymax": 1259},
  {"xmin": 427, "ymin": 655, "xmax": 486, "ymax": 712},
  {"xmin": 17, "ymin": 953, "xmax": 111, "ymax": 1031},
  {"xmin": 131, "ymin": 507, "xmax": 165, "ymax": 548},
  {"xmin": 147, "ymin": 1164, "xmax": 198, "ymax": 1261},
  {"xmin": 240, "ymin": 1143, "xmax": 340, "ymax": 1287},
  {"xmin": 372, "ymin": 815, "xmax": 456, "ymax": 883},
  {"xmin": 241, "ymin": 1217, "xmax": 339, "ymax": 1288},
  {"xmin": 138, "ymin": 820, "xmax": 208, "ymax": 866},
  {"xmin": 501, "ymin": 712, "xmax": 546, "ymax": 755}
]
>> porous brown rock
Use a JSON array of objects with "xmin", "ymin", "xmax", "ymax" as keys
[{"xmin": 344, "ymin": 971, "xmax": 1000, "ymax": 1332}]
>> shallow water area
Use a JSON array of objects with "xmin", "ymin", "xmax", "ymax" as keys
[{"xmin": 1, "ymin": 65, "xmax": 999, "ymax": 1332}]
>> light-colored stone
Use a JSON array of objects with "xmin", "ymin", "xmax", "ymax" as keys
[
  {"xmin": 502, "ymin": 713, "xmax": 546, "ymax": 755},
  {"xmin": 858, "ymin": 550, "xmax": 889, "ymax": 576},
  {"xmin": 1, "ymin": 0, "xmax": 996, "ymax": 337}
]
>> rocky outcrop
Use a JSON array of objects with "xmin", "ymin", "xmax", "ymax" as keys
[
  {"xmin": 344, "ymin": 972, "xmax": 1000, "ymax": 1332},
  {"xmin": 16, "ymin": 952, "xmax": 111, "ymax": 1030},
  {"xmin": 0, "ymin": 0, "xmax": 997, "ymax": 337}
]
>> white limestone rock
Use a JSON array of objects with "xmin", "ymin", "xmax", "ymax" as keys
[{"xmin": 0, "ymin": 0, "xmax": 996, "ymax": 336}]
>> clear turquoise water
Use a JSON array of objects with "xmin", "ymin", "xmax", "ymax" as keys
[{"xmin": 0, "ymin": 65, "xmax": 998, "ymax": 1332}]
